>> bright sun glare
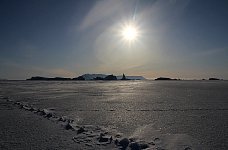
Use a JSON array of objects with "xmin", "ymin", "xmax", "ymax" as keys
[{"xmin": 121, "ymin": 24, "xmax": 139, "ymax": 42}]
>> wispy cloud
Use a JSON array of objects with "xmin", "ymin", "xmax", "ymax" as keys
[{"xmin": 79, "ymin": 0, "xmax": 125, "ymax": 31}]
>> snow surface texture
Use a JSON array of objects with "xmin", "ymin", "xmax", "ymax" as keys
[
  {"xmin": 1, "ymin": 80, "xmax": 227, "ymax": 149},
  {"xmin": 2, "ymin": 96, "xmax": 194, "ymax": 150}
]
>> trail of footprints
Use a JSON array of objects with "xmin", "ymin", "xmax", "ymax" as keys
[{"xmin": 2, "ymin": 96, "xmax": 192, "ymax": 150}]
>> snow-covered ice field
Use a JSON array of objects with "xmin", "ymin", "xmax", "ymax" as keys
[{"xmin": 0, "ymin": 80, "xmax": 227, "ymax": 149}]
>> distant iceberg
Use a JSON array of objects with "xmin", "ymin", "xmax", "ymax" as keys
[
  {"xmin": 80, "ymin": 74, "xmax": 107, "ymax": 80},
  {"xmin": 80, "ymin": 74, "xmax": 146, "ymax": 80}
]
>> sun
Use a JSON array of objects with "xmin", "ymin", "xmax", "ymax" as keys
[{"xmin": 121, "ymin": 23, "xmax": 139, "ymax": 42}]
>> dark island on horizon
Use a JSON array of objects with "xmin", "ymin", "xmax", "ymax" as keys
[
  {"xmin": 154, "ymin": 77, "xmax": 224, "ymax": 81},
  {"xmin": 26, "ymin": 74, "xmax": 146, "ymax": 81},
  {"xmin": 25, "ymin": 74, "xmax": 225, "ymax": 81},
  {"xmin": 154, "ymin": 77, "xmax": 181, "ymax": 81}
]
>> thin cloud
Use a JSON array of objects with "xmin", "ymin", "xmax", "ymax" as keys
[{"xmin": 79, "ymin": 0, "xmax": 126, "ymax": 31}]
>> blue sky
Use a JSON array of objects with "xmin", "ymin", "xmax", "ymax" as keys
[{"xmin": 0, "ymin": 0, "xmax": 228, "ymax": 79}]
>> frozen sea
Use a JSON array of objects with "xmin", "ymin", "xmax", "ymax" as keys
[{"xmin": 0, "ymin": 80, "xmax": 228, "ymax": 149}]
